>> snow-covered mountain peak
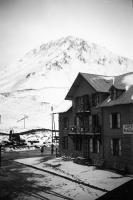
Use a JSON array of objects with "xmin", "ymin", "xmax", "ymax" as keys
[
  {"xmin": 0, "ymin": 36, "xmax": 133, "ymax": 131},
  {"xmin": 21, "ymin": 35, "xmax": 132, "ymax": 72}
]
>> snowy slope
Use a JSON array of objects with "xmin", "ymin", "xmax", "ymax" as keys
[
  {"xmin": 0, "ymin": 36, "xmax": 133, "ymax": 131},
  {"xmin": 1, "ymin": 36, "xmax": 133, "ymax": 93}
]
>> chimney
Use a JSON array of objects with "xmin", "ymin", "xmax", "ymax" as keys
[{"xmin": 112, "ymin": 76, "xmax": 115, "ymax": 85}]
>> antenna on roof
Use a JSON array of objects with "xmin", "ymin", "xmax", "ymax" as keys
[{"xmin": 17, "ymin": 115, "xmax": 28, "ymax": 129}]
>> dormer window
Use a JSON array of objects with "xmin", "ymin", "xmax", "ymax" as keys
[{"xmin": 110, "ymin": 86, "xmax": 124, "ymax": 100}]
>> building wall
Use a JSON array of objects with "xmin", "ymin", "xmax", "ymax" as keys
[
  {"xmin": 59, "ymin": 109, "xmax": 83, "ymax": 157},
  {"xmin": 73, "ymin": 78, "xmax": 95, "ymax": 98},
  {"xmin": 59, "ymin": 109, "xmax": 76, "ymax": 156},
  {"xmin": 59, "ymin": 78, "xmax": 104, "ymax": 162},
  {"xmin": 102, "ymin": 104, "xmax": 133, "ymax": 173}
]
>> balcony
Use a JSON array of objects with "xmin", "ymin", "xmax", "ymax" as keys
[
  {"xmin": 68, "ymin": 125, "xmax": 101, "ymax": 135},
  {"xmin": 75, "ymin": 104, "xmax": 90, "ymax": 113},
  {"xmin": 89, "ymin": 126, "xmax": 101, "ymax": 135},
  {"xmin": 75, "ymin": 95, "xmax": 90, "ymax": 113}
]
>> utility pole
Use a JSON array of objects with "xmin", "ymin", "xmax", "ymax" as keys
[
  {"xmin": 17, "ymin": 115, "xmax": 28, "ymax": 129},
  {"xmin": 51, "ymin": 106, "xmax": 54, "ymax": 155},
  {"xmin": 0, "ymin": 143, "xmax": 1, "ymax": 168},
  {"xmin": 54, "ymin": 120, "xmax": 58, "ymax": 157}
]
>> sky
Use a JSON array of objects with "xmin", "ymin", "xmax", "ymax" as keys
[{"xmin": 0, "ymin": 0, "xmax": 133, "ymax": 67}]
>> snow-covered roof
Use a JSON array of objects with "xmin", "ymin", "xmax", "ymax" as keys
[
  {"xmin": 81, "ymin": 73, "xmax": 113, "ymax": 92},
  {"xmin": 65, "ymin": 72, "xmax": 113, "ymax": 100},
  {"xmin": 53, "ymin": 100, "xmax": 72, "ymax": 114},
  {"xmin": 64, "ymin": 71, "xmax": 133, "ymax": 107},
  {"xmin": 112, "ymin": 72, "xmax": 133, "ymax": 90}
]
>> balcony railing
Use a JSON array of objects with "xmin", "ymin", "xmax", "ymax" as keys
[
  {"xmin": 69, "ymin": 125, "xmax": 101, "ymax": 135},
  {"xmin": 75, "ymin": 103, "xmax": 90, "ymax": 113}
]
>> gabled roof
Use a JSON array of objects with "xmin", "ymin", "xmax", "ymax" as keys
[
  {"xmin": 81, "ymin": 73, "xmax": 113, "ymax": 92},
  {"xmin": 65, "ymin": 71, "xmax": 133, "ymax": 106},
  {"xmin": 65, "ymin": 72, "xmax": 113, "ymax": 100}
]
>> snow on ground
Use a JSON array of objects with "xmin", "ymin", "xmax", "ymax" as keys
[
  {"xmin": 16, "ymin": 156, "xmax": 132, "ymax": 198},
  {"xmin": 0, "ymin": 129, "xmax": 56, "ymax": 152},
  {"xmin": 20, "ymin": 166, "xmax": 104, "ymax": 200}
]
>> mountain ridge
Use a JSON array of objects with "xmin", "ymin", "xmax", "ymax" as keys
[{"xmin": 0, "ymin": 36, "xmax": 133, "ymax": 131}]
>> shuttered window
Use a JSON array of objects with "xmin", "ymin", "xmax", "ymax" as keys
[
  {"xmin": 117, "ymin": 113, "xmax": 121, "ymax": 128},
  {"xmin": 89, "ymin": 138, "xmax": 100, "ymax": 153},
  {"xmin": 89, "ymin": 115, "xmax": 92, "ymax": 131},
  {"xmin": 111, "ymin": 138, "xmax": 122, "ymax": 156},
  {"xmin": 119, "ymin": 139, "xmax": 122, "ymax": 156},
  {"xmin": 111, "ymin": 139, "xmax": 113, "ymax": 154},
  {"xmin": 109, "ymin": 113, "xmax": 121, "ymax": 129},
  {"xmin": 109, "ymin": 114, "xmax": 112, "ymax": 128},
  {"xmin": 97, "ymin": 140, "xmax": 100, "ymax": 153},
  {"xmin": 90, "ymin": 138, "xmax": 93, "ymax": 152}
]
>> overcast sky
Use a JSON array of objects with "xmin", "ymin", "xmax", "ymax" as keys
[{"xmin": 0, "ymin": 0, "xmax": 133, "ymax": 67}]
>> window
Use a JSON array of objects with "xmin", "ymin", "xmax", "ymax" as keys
[
  {"xmin": 63, "ymin": 117, "xmax": 69, "ymax": 129},
  {"xmin": 92, "ymin": 93, "xmax": 99, "ymax": 106},
  {"xmin": 75, "ymin": 115, "xmax": 89, "ymax": 132},
  {"xmin": 110, "ymin": 87, "xmax": 124, "ymax": 100},
  {"xmin": 92, "ymin": 114, "xmax": 99, "ymax": 126},
  {"xmin": 83, "ymin": 95, "xmax": 90, "ymax": 110},
  {"xmin": 111, "ymin": 138, "xmax": 121, "ymax": 156},
  {"xmin": 110, "ymin": 113, "xmax": 120, "ymax": 129},
  {"xmin": 75, "ymin": 96, "xmax": 83, "ymax": 112},
  {"xmin": 74, "ymin": 136, "xmax": 82, "ymax": 151},
  {"xmin": 75, "ymin": 95, "xmax": 90, "ymax": 112},
  {"xmin": 62, "ymin": 136, "xmax": 68, "ymax": 149},
  {"xmin": 89, "ymin": 138, "xmax": 100, "ymax": 153},
  {"xmin": 83, "ymin": 116, "xmax": 89, "ymax": 132}
]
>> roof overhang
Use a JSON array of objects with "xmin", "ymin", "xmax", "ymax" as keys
[{"xmin": 65, "ymin": 73, "xmax": 97, "ymax": 100}]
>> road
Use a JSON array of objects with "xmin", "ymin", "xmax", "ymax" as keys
[
  {"xmin": 1, "ymin": 149, "xmax": 133, "ymax": 200},
  {"xmin": 1, "ymin": 149, "xmax": 73, "ymax": 200},
  {"xmin": 0, "ymin": 149, "xmax": 101, "ymax": 200}
]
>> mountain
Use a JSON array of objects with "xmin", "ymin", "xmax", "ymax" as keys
[{"xmin": 0, "ymin": 36, "xmax": 133, "ymax": 132}]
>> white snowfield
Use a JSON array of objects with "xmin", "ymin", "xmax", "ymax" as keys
[
  {"xmin": 0, "ymin": 36, "xmax": 133, "ymax": 131},
  {"xmin": 16, "ymin": 156, "xmax": 132, "ymax": 200}
]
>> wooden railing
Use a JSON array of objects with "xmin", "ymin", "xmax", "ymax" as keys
[{"xmin": 69, "ymin": 125, "xmax": 101, "ymax": 134}]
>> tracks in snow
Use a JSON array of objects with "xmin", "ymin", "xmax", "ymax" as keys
[{"xmin": 15, "ymin": 161, "xmax": 108, "ymax": 193}]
